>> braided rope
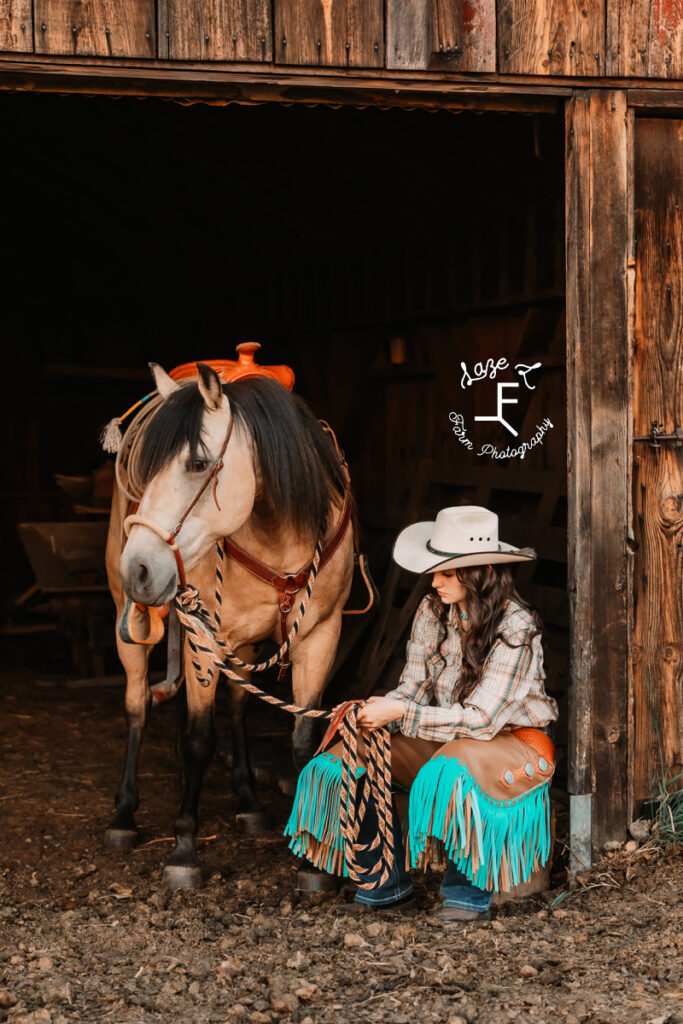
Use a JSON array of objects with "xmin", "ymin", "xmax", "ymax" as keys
[
  {"xmin": 175, "ymin": 538, "xmax": 323, "ymax": 687},
  {"xmin": 337, "ymin": 707, "xmax": 394, "ymax": 888}
]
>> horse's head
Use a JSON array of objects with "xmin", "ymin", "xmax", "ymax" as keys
[{"xmin": 119, "ymin": 363, "xmax": 255, "ymax": 605}]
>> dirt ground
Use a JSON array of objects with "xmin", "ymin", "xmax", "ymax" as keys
[{"xmin": 1, "ymin": 669, "xmax": 681, "ymax": 1024}]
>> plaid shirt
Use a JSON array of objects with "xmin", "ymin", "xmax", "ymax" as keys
[{"xmin": 384, "ymin": 596, "xmax": 559, "ymax": 743}]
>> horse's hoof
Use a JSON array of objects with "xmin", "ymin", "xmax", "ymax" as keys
[
  {"xmin": 236, "ymin": 811, "xmax": 269, "ymax": 835},
  {"xmin": 104, "ymin": 828, "xmax": 138, "ymax": 850},
  {"xmin": 162, "ymin": 865, "xmax": 203, "ymax": 890},
  {"xmin": 296, "ymin": 869, "xmax": 338, "ymax": 893}
]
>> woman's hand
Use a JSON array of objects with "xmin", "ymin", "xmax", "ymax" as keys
[{"xmin": 356, "ymin": 696, "xmax": 405, "ymax": 732}]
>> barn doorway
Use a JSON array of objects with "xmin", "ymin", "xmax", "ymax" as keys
[{"xmin": 1, "ymin": 93, "xmax": 568, "ymax": 783}]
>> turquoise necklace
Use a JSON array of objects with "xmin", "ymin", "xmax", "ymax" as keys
[{"xmin": 457, "ymin": 604, "xmax": 468, "ymax": 622}]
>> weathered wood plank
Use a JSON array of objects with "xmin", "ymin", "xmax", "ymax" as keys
[
  {"xmin": 275, "ymin": 0, "xmax": 384, "ymax": 67},
  {"xmin": 632, "ymin": 118, "xmax": 683, "ymax": 807},
  {"xmin": 387, "ymin": 0, "xmax": 493, "ymax": 71},
  {"xmin": 432, "ymin": 0, "xmax": 463, "ymax": 61},
  {"xmin": 607, "ymin": 0, "xmax": 683, "ymax": 78},
  {"xmin": 157, "ymin": 0, "xmax": 169, "ymax": 60},
  {"xmin": 565, "ymin": 91, "xmax": 593, "ymax": 800},
  {"xmin": 461, "ymin": 0, "xmax": 495, "ymax": 72},
  {"xmin": 34, "ymin": 0, "xmax": 155, "ymax": 57},
  {"xmin": 168, "ymin": 0, "xmax": 271, "ymax": 62},
  {"xmin": 0, "ymin": 0, "xmax": 31, "ymax": 52},
  {"xmin": 386, "ymin": 0, "xmax": 430, "ymax": 70},
  {"xmin": 628, "ymin": 89, "xmax": 683, "ymax": 110},
  {"xmin": 588, "ymin": 91, "xmax": 631, "ymax": 848},
  {"xmin": 497, "ymin": 0, "xmax": 604, "ymax": 76},
  {"xmin": 566, "ymin": 90, "xmax": 632, "ymax": 847}
]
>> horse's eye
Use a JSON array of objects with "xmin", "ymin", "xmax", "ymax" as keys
[{"xmin": 187, "ymin": 459, "xmax": 209, "ymax": 473}]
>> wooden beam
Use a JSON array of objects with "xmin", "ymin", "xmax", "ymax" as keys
[
  {"xmin": 565, "ymin": 92, "xmax": 592, "ymax": 803},
  {"xmin": 565, "ymin": 90, "xmax": 632, "ymax": 849},
  {"xmin": 2, "ymin": 50, "xmax": 683, "ymax": 93},
  {"xmin": 628, "ymin": 89, "xmax": 683, "ymax": 110},
  {"xmin": 0, "ymin": 58, "xmax": 566, "ymax": 110},
  {"xmin": 589, "ymin": 91, "xmax": 632, "ymax": 851}
]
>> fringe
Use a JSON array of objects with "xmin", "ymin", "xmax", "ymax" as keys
[
  {"xmin": 100, "ymin": 418, "xmax": 123, "ymax": 454},
  {"xmin": 408, "ymin": 755, "xmax": 552, "ymax": 893},
  {"xmin": 284, "ymin": 752, "xmax": 364, "ymax": 877}
]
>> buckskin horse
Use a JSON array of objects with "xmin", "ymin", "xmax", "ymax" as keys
[{"xmin": 104, "ymin": 357, "xmax": 356, "ymax": 888}]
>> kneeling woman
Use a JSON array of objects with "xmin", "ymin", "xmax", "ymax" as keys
[{"xmin": 285, "ymin": 506, "xmax": 559, "ymax": 921}]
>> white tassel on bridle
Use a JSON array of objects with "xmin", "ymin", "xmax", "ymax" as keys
[
  {"xmin": 100, "ymin": 417, "xmax": 124, "ymax": 453},
  {"xmin": 99, "ymin": 392, "xmax": 156, "ymax": 455}
]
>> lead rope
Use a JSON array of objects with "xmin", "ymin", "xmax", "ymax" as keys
[
  {"xmin": 177, "ymin": 538, "xmax": 324, "ymax": 686},
  {"xmin": 172, "ymin": 550, "xmax": 394, "ymax": 889},
  {"xmin": 337, "ymin": 705, "xmax": 394, "ymax": 889}
]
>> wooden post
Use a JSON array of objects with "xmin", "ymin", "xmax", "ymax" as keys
[{"xmin": 565, "ymin": 89, "xmax": 632, "ymax": 855}]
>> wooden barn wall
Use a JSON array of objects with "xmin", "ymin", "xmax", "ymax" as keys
[
  {"xmin": 632, "ymin": 117, "xmax": 683, "ymax": 809},
  {"xmin": 1, "ymin": 1, "xmax": 682, "ymax": 78}
]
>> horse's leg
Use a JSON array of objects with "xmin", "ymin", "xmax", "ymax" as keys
[
  {"xmin": 162, "ymin": 668, "xmax": 217, "ymax": 890},
  {"xmin": 289, "ymin": 616, "xmax": 343, "ymax": 891},
  {"xmin": 290, "ymin": 615, "xmax": 342, "ymax": 771},
  {"xmin": 104, "ymin": 635, "xmax": 151, "ymax": 849},
  {"xmin": 228, "ymin": 651, "xmax": 269, "ymax": 835}
]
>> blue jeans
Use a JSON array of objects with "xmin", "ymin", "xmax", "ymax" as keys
[{"xmin": 353, "ymin": 784, "xmax": 492, "ymax": 911}]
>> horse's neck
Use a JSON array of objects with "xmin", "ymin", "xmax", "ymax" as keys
[{"xmin": 229, "ymin": 505, "xmax": 316, "ymax": 573}]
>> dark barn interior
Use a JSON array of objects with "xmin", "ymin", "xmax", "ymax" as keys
[{"xmin": 1, "ymin": 93, "xmax": 568, "ymax": 784}]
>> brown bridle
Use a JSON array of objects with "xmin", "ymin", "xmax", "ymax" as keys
[
  {"xmin": 123, "ymin": 409, "xmax": 357, "ymax": 681},
  {"xmin": 124, "ymin": 414, "xmax": 235, "ymax": 591}
]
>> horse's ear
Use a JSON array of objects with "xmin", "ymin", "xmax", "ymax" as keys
[
  {"xmin": 149, "ymin": 362, "xmax": 180, "ymax": 399},
  {"xmin": 197, "ymin": 363, "xmax": 224, "ymax": 411}
]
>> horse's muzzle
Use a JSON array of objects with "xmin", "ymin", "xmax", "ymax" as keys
[{"xmin": 119, "ymin": 547, "xmax": 177, "ymax": 607}]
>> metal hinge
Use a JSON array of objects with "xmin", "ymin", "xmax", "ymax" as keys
[{"xmin": 633, "ymin": 421, "xmax": 683, "ymax": 449}]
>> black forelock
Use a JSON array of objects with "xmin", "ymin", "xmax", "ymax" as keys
[{"xmin": 135, "ymin": 377, "xmax": 347, "ymax": 540}]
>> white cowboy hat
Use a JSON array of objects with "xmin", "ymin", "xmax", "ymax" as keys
[{"xmin": 392, "ymin": 506, "xmax": 536, "ymax": 573}]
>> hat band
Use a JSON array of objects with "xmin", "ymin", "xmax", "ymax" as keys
[{"xmin": 426, "ymin": 540, "xmax": 488, "ymax": 558}]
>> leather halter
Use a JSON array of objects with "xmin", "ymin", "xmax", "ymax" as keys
[
  {"xmin": 224, "ymin": 487, "xmax": 353, "ymax": 678},
  {"xmin": 124, "ymin": 414, "xmax": 235, "ymax": 591},
  {"xmin": 222, "ymin": 419, "xmax": 354, "ymax": 677}
]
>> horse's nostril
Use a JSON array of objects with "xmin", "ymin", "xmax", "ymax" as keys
[{"xmin": 138, "ymin": 562, "xmax": 148, "ymax": 584}]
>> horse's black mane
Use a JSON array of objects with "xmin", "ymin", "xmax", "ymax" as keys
[{"xmin": 136, "ymin": 377, "xmax": 348, "ymax": 539}]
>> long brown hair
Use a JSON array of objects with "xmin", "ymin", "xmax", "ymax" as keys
[{"xmin": 426, "ymin": 564, "xmax": 543, "ymax": 702}]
